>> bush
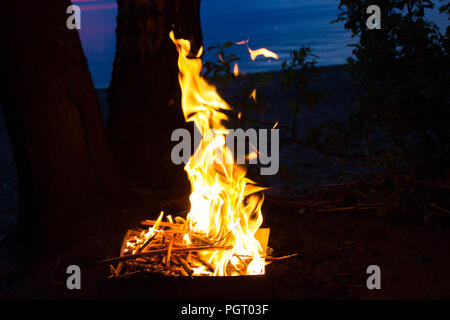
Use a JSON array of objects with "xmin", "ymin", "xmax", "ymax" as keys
[{"xmin": 333, "ymin": 0, "xmax": 449, "ymax": 159}]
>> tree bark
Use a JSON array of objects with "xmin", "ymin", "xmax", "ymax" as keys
[
  {"xmin": 107, "ymin": 0, "xmax": 203, "ymax": 191},
  {"xmin": 0, "ymin": 1, "xmax": 119, "ymax": 268}
]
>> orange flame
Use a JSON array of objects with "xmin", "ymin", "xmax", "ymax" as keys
[
  {"xmin": 247, "ymin": 47, "xmax": 279, "ymax": 61},
  {"xmin": 250, "ymin": 89, "xmax": 257, "ymax": 102},
  {"xmin": 235, "ymin": 39, "xmax": 249, "ymax": 45},
  {"xmin": 235, "ymin": 38, "xmax": 279, "ymax": 61},
  {"xmin": 169, "ymin": 31, "xmax": 266, "ymax": 276},
  {"xmin": 233, "ymin": 63, "xmax": 239, "ymax": 77}
]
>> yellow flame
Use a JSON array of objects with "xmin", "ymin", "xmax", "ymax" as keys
[
  {"xmin": 247, "ymin": 152, "xmax": 258, "ymax": 160},
  {"xmin": 169, "ymin": 31, "xmax": 266, "ymax": 276},
  {"xmin": 235, "ymin": 38, "xmax": 279, "ymax": 61},
  {"xmin": 233, "ymin": 63, "xmax": 239, "ymax": 77},
  {"xmin": 248, "ymin": 47, "xmax": 279, "ymax": 61}
]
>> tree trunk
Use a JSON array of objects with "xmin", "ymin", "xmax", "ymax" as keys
[
  {"xmin": 107, "ymin": 0, "xmax": 202, "ymax": 191},
  {"xmin": 0, "ymin": 0, "xmax": 119, "ymax": 276}
]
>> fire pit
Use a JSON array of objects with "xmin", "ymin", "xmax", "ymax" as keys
[
  {"xmin": 99, "ymin": 32, "xmax": 295, "ymax": 293},
  {"xmin": 101, "ymin": 217, "xmax": 271, "ymax": 278}
]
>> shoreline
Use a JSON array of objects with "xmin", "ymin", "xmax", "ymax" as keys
[{"xmin": 92, "ymin": 64, "xmax": 351, "ymax": 90}]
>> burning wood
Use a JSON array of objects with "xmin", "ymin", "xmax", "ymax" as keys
[
  {"xmin": 101, "ymin": 214, "xmax": 273, "ymax": 277},
  {"xmin": 100, "ymin": 213, "xmax": 296, "ymax": 278}
]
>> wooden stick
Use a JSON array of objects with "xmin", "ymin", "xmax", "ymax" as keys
[
  {"xmin": 177, "ymin": 266, "xmax": 189, "ymax": 277},
  {"xmin": 190, "ymin": 234, "xmax": 212, "ymax": 245},
  {"xmin": 165, "ymin": 239, "xmax": 174, "ymax": 269},
  {"xmin": 109, "ymin": 265, "xmax": 116, "ymax": 277},
  {"xmin": 100, "ymin": 246, "xmax": 233, "ymax": 264},
  {"xmin": 428, "ymin": 203, "xmax": 450, "ymax": 215},
  {"xmin": 126, "ymin": 261, "xmax": 152, "ymax": 269},
  {"xmin": 137, "ymin": 232, "xmax": 157, "ymax": 253},
  {"xmin": 171, "ymin": 255, "xmax": 180, "ymax": 266},
  {"xmin": 178, "ymin": 256, "xmax": 193, "ymax": 276},
  {"xmin": 114, "ymin": 262, "xmax": 124, "ymax": 277},
  {"xmin": 264, "ymin": 253, "xmax": 298, "ymax": 261},
  {"xmin": 235, "ymin": 253, "xmax": 298, "ymax": 261},
  {"xmin": 140, "ymin": 220, "xmax": 185, "ymax": 228},
  {"xmin": 118, "ymin": 270, "xmax": 144, "ymax": 278},
  {"xmin": 187, "ymin": 252, "xmax": 192, "ymax": 264},
  {"xmin": 107, "ymin": 265, "xmax": 116, "ymax": 278},
  {"xmin": 158, "ymin": 229, "xmax": 187, "ymax": 235},
  {"xmin": 137, "ymin": 212, "xmax": 164, "ymax": 253},
  {"xmin": 193, "ymin": 255, "xmax": 215, "ymax": 273},
  {"xmin": 143, "ymin": 244, "xmax": 166, "ymax": 250}
]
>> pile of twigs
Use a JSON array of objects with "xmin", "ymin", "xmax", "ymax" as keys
[
  {"xmin": 100, "ymin": 213, "xmax": 297, "ymax": 278},
  {"xmin": 101, "ymin": 215, "xmax": 234, "ymax": 278}
]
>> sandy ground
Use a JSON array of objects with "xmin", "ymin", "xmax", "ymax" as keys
[{"xmin": 1, "ymin": 65, "xmax": 449, "ymax": 299}]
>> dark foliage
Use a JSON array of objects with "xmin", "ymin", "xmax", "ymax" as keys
[
  {"xmin": 203, "ymin": 42, "xmax": 274, "ymax": 128},
  {"xmin": 333, "ymin": 0, "xmax": 450, "ymax": 162}
]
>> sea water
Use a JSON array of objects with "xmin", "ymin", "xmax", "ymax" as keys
[{"xmin": 76, "ymin": 0, "xmax": 448, "ymax": 88}]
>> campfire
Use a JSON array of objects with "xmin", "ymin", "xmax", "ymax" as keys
[{"xmin": 102, "ymin": 32, "xmax": 295, "ymax": 278}]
